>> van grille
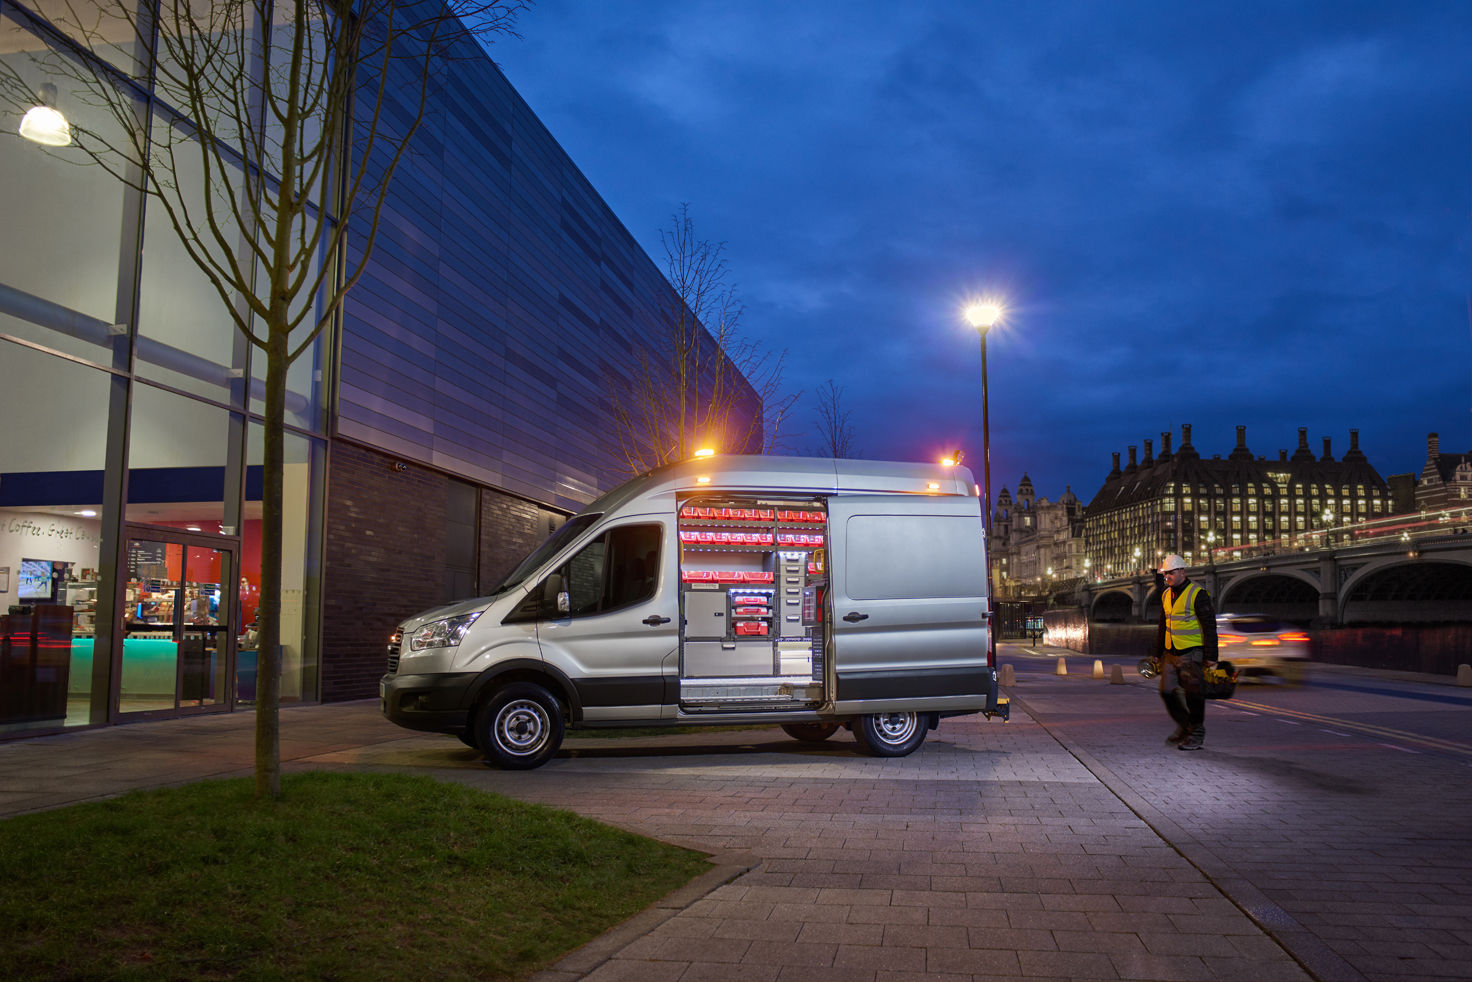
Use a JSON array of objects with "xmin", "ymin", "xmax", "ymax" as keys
[{"xmin": 386, "ymin": 630, "xmax": 402, "ymax": 676}]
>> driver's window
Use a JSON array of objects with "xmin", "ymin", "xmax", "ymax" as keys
[{"xmin": 507, "ymin": 524, "xmax": 661, "ymax": 622}]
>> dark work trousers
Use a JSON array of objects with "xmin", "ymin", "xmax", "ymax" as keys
[{"xmin": 1159, "ymin": 646, "xmax": 1206, "ymax": 732}]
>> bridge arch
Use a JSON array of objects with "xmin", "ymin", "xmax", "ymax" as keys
[
  {"xmin": 1090, "ymin": 590, "xmax": 1134, "ymax": 623},
  {"xmin": 1217, "ymin": 570, "xmax": 1321, "ymax": 622},
  {"xmin": 1340, "ymin": 558, "xmax": 1472, "ymax": 624}
]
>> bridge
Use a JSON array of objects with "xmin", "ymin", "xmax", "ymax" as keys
[{"xmin": 1080, "ymin": 508, "xmax": 1472, "ymax": 627}]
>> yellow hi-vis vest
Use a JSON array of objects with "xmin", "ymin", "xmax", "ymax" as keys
[{"xmin": 1164, "ymin": 581, "xmax": 1205, "ymax": 650}]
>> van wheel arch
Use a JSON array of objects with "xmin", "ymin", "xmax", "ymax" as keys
[{"xmin": 465, "ymin": 662, "xmax": 581, "ymax": 723}]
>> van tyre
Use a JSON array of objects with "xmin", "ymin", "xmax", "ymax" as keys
[
  {"xmin": 782, "ymin": 722, "xmax": 841, "ymax": 743},
  {"xmin": 852, "ymin": 712, "xmax": 927, "ymax": 757},
  {"xmin": 476, "ymin": 683, "xmax": 565, "ymax": 770}
]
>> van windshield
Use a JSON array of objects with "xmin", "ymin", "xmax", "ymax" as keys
[{"xmin": 492, "ymin": 513, "xmax": 603, "ymax": 594}]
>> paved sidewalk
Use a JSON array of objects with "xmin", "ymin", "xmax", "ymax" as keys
[
  {"xmin": 0, "ymin": 698, "xmax": 1308, "ymax": 981},
  {"xmin": 1004, "ymin": 657, "xmax": 1472, "ymax": 982}
]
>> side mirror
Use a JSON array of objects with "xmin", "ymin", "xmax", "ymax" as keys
[{"xmin": 557, "ymin": 591, "xmax": 570, "ymax": 614}]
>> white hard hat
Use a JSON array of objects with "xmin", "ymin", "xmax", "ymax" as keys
[{"xmin": 1160, "ymin": 554, "xmax": 1188, "ymax": 571}]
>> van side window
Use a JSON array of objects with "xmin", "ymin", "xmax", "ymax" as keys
[{"xmin": 507, "ymin": 524, "xmax": 661, "ymax": 622}]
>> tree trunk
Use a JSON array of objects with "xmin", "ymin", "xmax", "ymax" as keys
[{"xmin": 254, "ymin": 326, "xmax": 287, "ymax": 799}]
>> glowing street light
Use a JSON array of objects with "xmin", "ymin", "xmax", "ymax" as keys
[{"xmin": 963, "ymin": 300, "xmax": 1005, "ymax": 540}]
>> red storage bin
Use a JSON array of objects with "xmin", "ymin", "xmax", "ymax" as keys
[
  {"xmin": 715, "ymin": 571, "xmax": 745, "ymax": 583},
  {"xmin": 681, "ymin": 570, "xmax": 714, "ymax": 582},
  {"xmin": 735, "ymin": 621, "xmax": 769, "ymax": 636},
  {"xmin": 745, "ymin": 571, "xmax": 774, "ymax": 584}
]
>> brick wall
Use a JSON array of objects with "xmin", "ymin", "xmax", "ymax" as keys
[
  {"xmin": 322, "ymin": 442, "xmax": 449, "ymax": 702},
  {"xmin": 322, "ymin": 441, "xmax": 572, "ymax": 702},
  {"xmin": 478, "ymin": 487, "xmax": 545, "ymax": 594}
]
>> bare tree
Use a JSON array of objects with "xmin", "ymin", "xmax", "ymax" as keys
[
  {"xmin": 1, "ymin": 0, "xmax": 526, "ymax": 798},
  {"xmin": 607, "ymin": 204, "xmax": 799, "ymax": 472},
  {"xmin": 809, "ymin": 379, "xmax": 861, "ymax": 459}
]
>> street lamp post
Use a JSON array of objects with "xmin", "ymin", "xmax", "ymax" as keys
[{"xmin": 965, "ymin": 304, "xmax": 1002, "ymax": 535}]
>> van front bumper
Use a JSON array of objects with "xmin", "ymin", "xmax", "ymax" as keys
[{"xmin": 380, "ymin": 672, "xmax": 478, "ymax": 734}]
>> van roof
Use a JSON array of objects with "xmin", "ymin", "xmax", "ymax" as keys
[{"xmin": 582, "ymin": 456, "xmax": 978, "ymax": 517}]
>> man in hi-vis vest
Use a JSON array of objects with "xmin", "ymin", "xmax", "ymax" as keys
[{"xmin": 1153, "ymin": 554, "xmax": 1218, "ymax": 751}]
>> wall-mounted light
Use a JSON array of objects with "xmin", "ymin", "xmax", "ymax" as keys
[
  {"xmin": 391, "ymin": 461, "xmax": 407, "ymax": 472},
  {"xmin": 19, "ymin": 83, "xmax": 71, "ymax": 146}
]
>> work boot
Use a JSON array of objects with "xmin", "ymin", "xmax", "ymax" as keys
[
  {"xmin": 1178, "ymin": 727, "xmax": 1205, "ymax": 751},
  {"xmin": 1165, "ymin": 726, "xmax": 1187, "ymax": 745}
]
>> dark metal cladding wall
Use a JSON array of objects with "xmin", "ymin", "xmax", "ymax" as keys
[{"xmin": 337, "ymin": 30, "xmax": 761, "ymax": 515}]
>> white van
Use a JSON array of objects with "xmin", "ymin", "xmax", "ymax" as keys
[{"xmin": 381, "ymin": 456, "xmax": 1008, "ymax": 769}]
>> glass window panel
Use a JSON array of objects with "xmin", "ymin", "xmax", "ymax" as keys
[
  {"xmin": 7, "ymin": 0, "xmax": 144, "ymax": 75},
  {"xmin": 135, "ymin": 113, "xmax": 251, "ymax": 404},
  {"xmin": 0, "ymin": 15, "xmax": 133, "ymax": 366},
  {"xmin": 0, "ymin": 343, "xmax": 110, "ymax": 733},
  {"xmin": 152, "ymin": 0, "xmax": 260, "ymax": 138},
  {"xmin": 241, "ymin": 423, "xmax": 323, "ymax": 703},
  {"xmin": 126, "ymin": 383, "xmax": 238, "ymax": 528}
]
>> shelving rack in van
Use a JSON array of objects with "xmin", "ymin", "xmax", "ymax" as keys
[{"xmin": 676, "ymin": 498, "xmax": 829, "ymax": 710}]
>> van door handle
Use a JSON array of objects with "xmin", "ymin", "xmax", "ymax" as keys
[
  {"xmin": 643, "ymin": 615, "xmax": 671, "ymax": 626},
  {"xmin": 843, "ymin": 611, "xmax": 869, "ymax": 623}
]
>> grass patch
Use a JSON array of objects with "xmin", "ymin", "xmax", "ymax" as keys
[
  {"xmin": 0, "ymin": 772, "xmax": 709, "ymax": 981},
  {"xmin": 565, "ymin": 724, "xmax": 781, "ymax": 739}
]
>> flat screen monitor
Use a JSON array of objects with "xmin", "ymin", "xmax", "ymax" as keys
[{"xmin": 18, "ymin": 560, "xmax": 54, "ymax": 602}]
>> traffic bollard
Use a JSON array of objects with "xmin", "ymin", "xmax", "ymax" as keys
[
  {"xmin": 1056, "ymin": 657, "xmax": 1067, "ymax": 676},
  {"xmin": 1092, "ymin": 659, "xmax": 1104, "ymax": 679},
  {"xmin": 1110, "ymin": 664, "xmax": 1124, "ymax": 684},
  {"xmin": 999, "ymin": 664, "xmax": 1016, "ymax": 686}
]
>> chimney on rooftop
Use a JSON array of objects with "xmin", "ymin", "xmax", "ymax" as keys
[
  {"xmin": 1428, "ymin": 432, "xmax": 1440, "ymax": 464},
  {"xmin": 1142, "ymin": 439, "xmax": 1154, "ymax": 466},
  {"xmin": 1291, "ymin": 427, "xmax": 1315, "ymax": 462},
  {"xmin": 1127, "ymin": 446, "xmax": 1138, "ymax": 472},
  {"xmin": 1279, "ymin": 450, "xmax": 1288, "ymax": 462},
  {"xmin": 1110, "ymin": 452, "xmax": 1122, "ymax": 479},
  {"xmin": 1321, "ymin": 437, "xmax": 1334, "ymax": 462}
]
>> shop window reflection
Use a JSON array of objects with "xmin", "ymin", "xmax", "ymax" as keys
[
  {"xmin": 239, "ymin": 425, "xmax": 324, "ymax": 704},
  {"xmin": 0, "ymin": 343, "xmax": 110, "ymax": 734}
]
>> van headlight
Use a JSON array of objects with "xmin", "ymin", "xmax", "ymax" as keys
[{"xmin": 409, "ymin": 612, "xmax": 481, "ymax": 651}]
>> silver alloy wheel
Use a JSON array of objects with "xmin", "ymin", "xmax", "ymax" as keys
[
  {"xmin": 873, "ymin": 711, "xmax": 919, "ymax": 746},
  {"xmin": 494, "ymin": 698, "xmax": 550, "ymax": 756}
]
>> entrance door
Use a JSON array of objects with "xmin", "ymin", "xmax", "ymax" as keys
[{"xmin": 115, "ymin": 531, "xmax": 237, "ymax": 718}]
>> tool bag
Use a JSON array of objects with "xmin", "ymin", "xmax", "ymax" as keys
[{"xmin": 1200, "ymin": 660, "xmax": 1238, "ymax": 700}]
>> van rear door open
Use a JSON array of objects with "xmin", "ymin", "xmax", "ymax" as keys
[{"xmin": 827, "ymin": 494, "xmax": 991, "ymax": 712}]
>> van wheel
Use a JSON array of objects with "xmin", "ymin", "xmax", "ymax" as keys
[
  {"xmin": 782, "ymin": 722, "xmax": 841, "ymax": 743},
  {"xmin": 476, "ymin": 683, "xmax": 565, "ymax": 770},
  {"xmin": 852, "ymin": 712, "xmax": 927, "ymax": 757}
]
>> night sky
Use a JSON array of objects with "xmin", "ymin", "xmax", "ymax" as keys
[{"xmin": 494, "ymin": 1, "xmax": 1472, "ymax": 504}]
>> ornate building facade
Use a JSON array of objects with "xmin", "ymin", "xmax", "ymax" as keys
[
  {"xmin": 990, "ymin": 475, "xmax": 1086, "ymax": 597},
  {"xmin": 1083, "ymin": 425, "xmax": 1391, "ymax": 576},
  {"xmin": 1415, "ymin": 433, "xmax": 1472, "ymax": 512}
]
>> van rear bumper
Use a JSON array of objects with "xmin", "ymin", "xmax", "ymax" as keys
[{"xmin": 380, "ymin": 672, "xmax": 477, "ymax": 733}]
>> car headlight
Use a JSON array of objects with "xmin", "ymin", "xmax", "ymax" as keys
[{"xmin": 409, "ymin": 612, "xmax": 481, "ymax": 651}]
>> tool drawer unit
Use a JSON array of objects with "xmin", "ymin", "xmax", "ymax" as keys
[{"xmin": 677, "ymin": 499, "xmax": 828, "ymax": 708}]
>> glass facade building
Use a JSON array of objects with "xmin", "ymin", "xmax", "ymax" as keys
[{"xmin": 0, "ymin": 0, "xmax": 759, "ymax": 736}]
